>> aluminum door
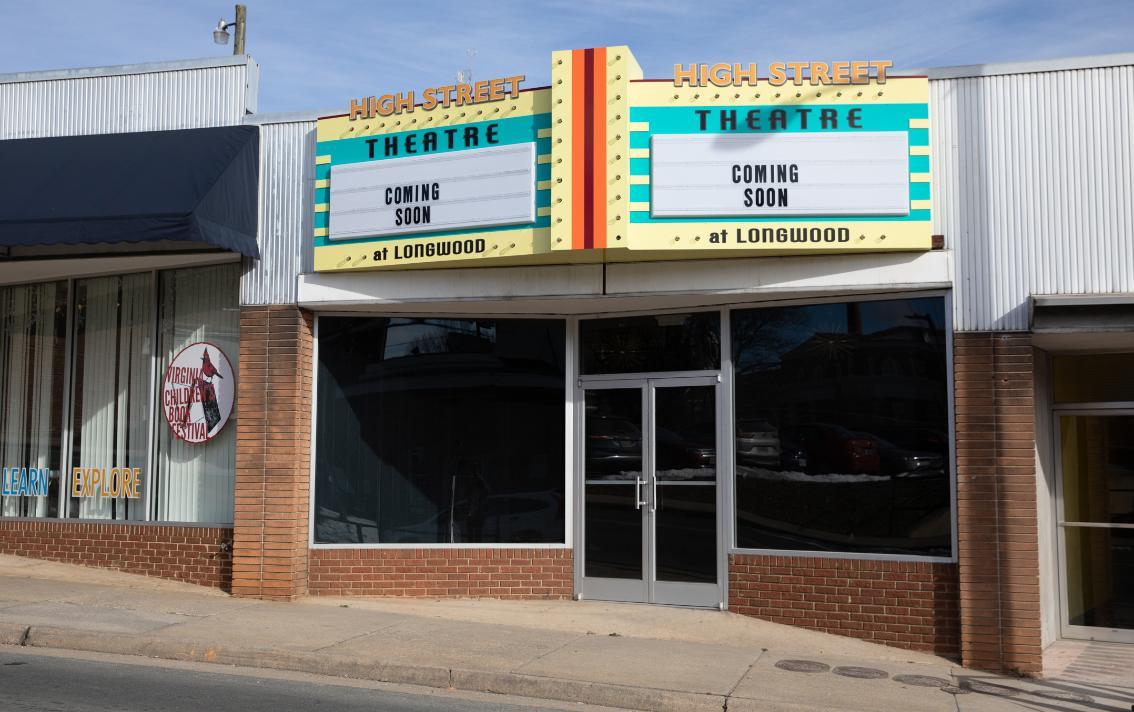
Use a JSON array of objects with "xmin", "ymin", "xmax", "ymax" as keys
[{"xmin": 579, "ymin": 376, "xmax": 722, "ymax": 607}]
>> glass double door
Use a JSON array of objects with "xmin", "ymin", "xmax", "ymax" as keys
[{"xmin": 580, "ymin": 377, "xmax": 721, "ymax": 607}]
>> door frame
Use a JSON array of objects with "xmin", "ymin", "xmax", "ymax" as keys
[
  {"xmin": 1052, "ymin": 405, "xmax": 1134, "ymax": 644},
  {"xmin": 573, "ymin": 372, "xmax": 727, "ymax": 609}
]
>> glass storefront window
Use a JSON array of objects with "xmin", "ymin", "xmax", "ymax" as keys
[
  {"xmin": 66, "ymin": 274, "xmax": 153, "ymax": 520},
  {"xmin": 315, "ymin": 317, "xmax": 566, "ymax": 544},
  {"xmin": 152, "ymin": 264, "xmax": 240, "ymax": 523},
  {"xmin": 580, "ymin": 312, "xmax": 720, "ymax": 375},
  {"xmin": 0, "ymin": 263, "xmax": 239, "ymax": 525},
  {"xmin": 731, "ymin": 297, "xmax": 952, "ymax": 557},
  {"xmin": 1054, "ymin": 354, "xmax": 1134, "ymax": 403},
  {"xmin": 1060, "ymin": 415, "xmax": 1134, "ymax": 525},
  {"xmin": 0, "ymin": 282, "xmax": 69, "ymax": 518},
  {"xmin": 1064, "ymin": 527, "xmax": 1134, "ymax": 631}
]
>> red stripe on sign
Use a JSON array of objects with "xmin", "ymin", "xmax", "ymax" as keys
[
  {"xmin": 583, "ymin": 49, "xmax": 594, "ymax": 250},
  {"xmin": 591, "ymin": 47, "xmax": 607, "ymax": 249}
]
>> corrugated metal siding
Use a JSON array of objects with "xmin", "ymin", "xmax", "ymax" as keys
[
  {"xmin": 0, "ymin": 64, "xmax": 252, "ymax": 139},
  {"xmin": 932, "ymin": 66, "xmax": 1134, "ymax": 331},
  {"xmin": 240, "ymin": 119, "xmax": 315, "ymax": 306}
]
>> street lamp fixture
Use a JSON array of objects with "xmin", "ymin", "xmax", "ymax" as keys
[{"xmin": 211, "ymin": 5, "xmax": 247, "ymax": 55}]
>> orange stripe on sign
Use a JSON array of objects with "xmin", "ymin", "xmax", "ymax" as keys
[
  {"xmin": 571, "ymin": 50, "xmax": 587, "ymax": 251},
  {"xmin": 591, "ymin": 47, "xmax": 607, "ymax": 249}
]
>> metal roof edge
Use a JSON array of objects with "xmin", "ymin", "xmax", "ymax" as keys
[
  {"xmin": 1033, "ymin": 293, "xmax": 1134, "ymax": 307},
  {"xmin": 0, "ymin": 55, "xmax": 256, "ymax": 85},
  {"xmin": 896, "ymin": 52, "xmax": 1134, "ymax": 80},
  {"xmin": 243, "ymin": 108, "xmax": 336, "ymax": 125}
]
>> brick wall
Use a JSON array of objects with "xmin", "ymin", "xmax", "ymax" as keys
[
  {"xmin": 232, "ymin": 306, "xmax": 313, "ymax": 601},
  {"xmin": 954, "ymin": 332, "xmax": 1042, "ymax": 675},
  {"xmin": 308, "ymin": 548, "xmax": 573, "ymax": 598},
  {"xmin": 729, "ymin": 554, "xmax": 959, "ymax": 656},
  {"xmin": 0, "ymin": 519, "xmax": 232, "ymax": 588}
]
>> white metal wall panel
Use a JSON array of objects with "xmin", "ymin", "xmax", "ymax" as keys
[
  {"xmin": 240, "ymin": 119, "xmax": 316, "ymax": 306},
  {"xmin": 0, "ymin": 60, "xmax": 254, "ymax": 140},
  {"xmin": 931, "ymin": 65, "xmax": 1134, "ymax": 331}
]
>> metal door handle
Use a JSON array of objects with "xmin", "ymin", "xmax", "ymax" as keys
[
  {"xmin": 650, "ymin": 477, "xmax": 657, "ymax": 513},
  {"xmin": 635, "ymin": 476, "xmax": 647, "ymax": 509}
]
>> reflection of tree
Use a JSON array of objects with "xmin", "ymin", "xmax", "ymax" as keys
[
  {"xmin": 586, "ymin": 313, "xmax": 721, "ymax": 372},
  {"xmin": 732, "ymin": 308, "xmax": 809, "ymax": 374},
  {"xmin": 408, "ymin": 332, "xmax": 449, "ymax": 355}
]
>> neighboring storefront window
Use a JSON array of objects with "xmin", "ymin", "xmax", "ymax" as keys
[
  {"xmin": 731, "ymin": 296, "xmax": 952, "ymax": 557},
  {"xmin": 66, "ymin": 274, "xmax": 153, "ymax": 520},
  {"xmin": 153, "ymin": 265, "xmax": 240, "ymax": 523},
  {"xmin": 0, "ymin": 282, "xmax": 68, "ymax": 518},
  {"xmin": 315, "ymin": 317, "xmax": 566, "ymax": 544},
  {"xmin": 0, "ymin": 263, "xmax": 239, "ymax": 524}
]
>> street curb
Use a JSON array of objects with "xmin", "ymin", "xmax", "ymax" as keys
[{"xmin": 10, "ymin": 624, "xmax": 728, "ymax": 712}]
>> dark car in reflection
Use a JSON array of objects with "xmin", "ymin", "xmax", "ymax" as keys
[
  {"xmin": 862, "ymin": 433, "xmax": 946, "ymax": 477},
  {"xmin": 586, "ymin": 416, "xmax": 643, "ymax": 477},
  {"xmin": 736, "ymin": 418, "xmax": 782, "ymax": 467},
  {"xmin": 781, "ymin": 423, "xmax": 880, "ymax": 475}
]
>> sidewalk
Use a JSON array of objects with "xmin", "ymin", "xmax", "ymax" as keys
[{"xmin": 0, "ymin": 555, "xmax": 1129, "ymax": 712}]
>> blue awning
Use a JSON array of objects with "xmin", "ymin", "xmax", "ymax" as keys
[{"xmin": 0, "ymin": 125, "xmax": 259, "ymax": 258}]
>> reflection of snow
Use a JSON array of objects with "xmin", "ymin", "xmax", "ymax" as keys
[
  {"xmin": 736, "ymin": 465, "xmax": 889, "ymax": 483},
  {"xmin": 657, "ymin": 467, "xmax": 715, "ymax": 481},
  {"xmin": 593, "ymin": 467, "xmax": 714, "ymax": 481}
]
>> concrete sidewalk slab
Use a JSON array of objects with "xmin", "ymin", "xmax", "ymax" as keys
[
  {"xmin": 516, "ymin": 634, "xmax": 761, "ymax": 695},
  {"xmin": 159, "ymin": 603, "xmax": 414, "ymax": 652},
  {"xmin": 325, "ymin": 617, "xmax": 585, "ymax": 671},
  {"xmin": 2, "ymin": 555, "xmax": 1132, "ymax": 712},
  {"xmin": 730, "ymin": 653, "xmax": 961, "ymax": 712},
  {"xmin": 0, "ymin": 600, "xmax": 203, "ymax": 634}
]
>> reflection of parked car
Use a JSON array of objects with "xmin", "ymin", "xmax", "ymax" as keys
[
  {"xmin": 586, "ymin": 416, "xmax": 642, "ymax": 476},
  {"xmin": 657, "ymin": 426, "xmax": 716, "ymax": 470},
  {"xmin": 862, "ymin": 434, "xmax": 945, "ymax": 477},
  {"xmin": 736, "ymin": 419, "xmax": 781, "ymax": 466},
  {"xmin": 782, "ymin": 424, "xmax": 880, "ymax": 474}
]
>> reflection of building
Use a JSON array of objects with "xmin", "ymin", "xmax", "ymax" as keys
[
  {"xmin": 2, "ymin": 47, "xmax": 1133, "ymax": 677},
  {"xmin": 739, "ymin": 324, "xmax": 949, "ymax": 444}
]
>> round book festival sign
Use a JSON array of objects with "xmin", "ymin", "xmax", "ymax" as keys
[{"xmin": 162, "ymin": 342, "xmax": 235, "ymax": 444}]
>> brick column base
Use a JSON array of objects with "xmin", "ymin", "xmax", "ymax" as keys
[
  {"xmin": 954, "ymin": 332, "xmax": 1042, "ymax": 675},
  {"xmin": 232, "ymin": 306, "xmax": 313, "ymax": 600}
]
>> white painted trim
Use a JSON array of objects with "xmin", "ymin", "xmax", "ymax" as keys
[
  {"xmin": 298, "ymin": 251, "xmax": 952, "ymax": 314},
  {"xmin": 307, "ymin": 316, "xmax": 320, "ymax": 548}
]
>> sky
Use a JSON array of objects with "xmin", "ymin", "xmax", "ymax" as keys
[{"xmin": 2, "ymin": 0, "xmax": 1132, "ymax": 114}]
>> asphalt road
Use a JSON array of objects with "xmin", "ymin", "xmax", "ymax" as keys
[{"xmin": 0, "ymin": 649, "xmax": 581, "ymax": 712}]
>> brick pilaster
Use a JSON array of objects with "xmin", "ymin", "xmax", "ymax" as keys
[
  {"xmin": 954, "ymin": 332, "xmax": 1042, "ymax": 675},
  {"xmin": 232, "ymin": 306, "xmax": 313, "ymax": 600}
]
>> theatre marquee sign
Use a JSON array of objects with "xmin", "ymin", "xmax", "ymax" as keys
[
  {"xmin": 327, "ymin": 143, "xmax": 536, "ymax": 241},
  {"xmin": 649, "ymin": 131, "xmax": 910, "ymax": 218},
  {"xmin": 313, "ymin": 48, "xmax": 931, "ymax": 272}
]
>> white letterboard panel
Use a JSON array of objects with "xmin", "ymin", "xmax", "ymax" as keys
[
  {"xmin": 328, "ymin": 142, "xmax": 536, "ymax": 240},
  {"xmin": 650, "ymin": 132, "xmax": 909, "ymax": 218}
]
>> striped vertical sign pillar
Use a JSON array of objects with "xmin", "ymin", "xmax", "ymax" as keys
[{"xmin": 550, "ymin": 46, "xmax": 640, "ymax": 252}]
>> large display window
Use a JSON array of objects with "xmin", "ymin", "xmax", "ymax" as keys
[
  {"xmin": 0, "ymin": 263, "xmax": 239, "ymax": 524},
  {"xmin": 314, "ymin": 317, "xmax": 566, "ymax": 545},
  {"xmin": 731, "ymin": 296, "xmax": 953, "ymax": 557}
]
